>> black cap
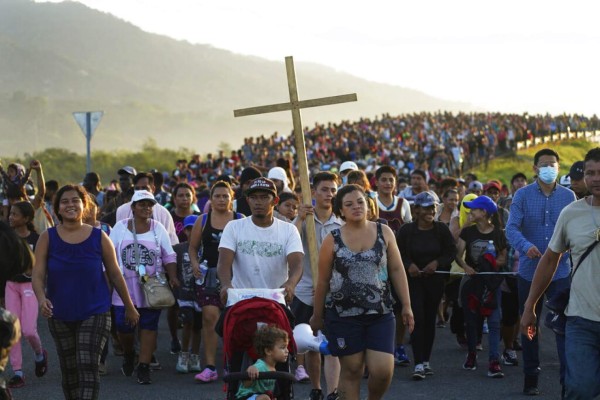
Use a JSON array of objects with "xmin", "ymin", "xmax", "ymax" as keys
[
  {"xmin": 567, "ymin": 161, "xmax": 584, "ymax": 181},
  {"xmin": 245, "ymin": 178, "xmax": 278, "ymax": 198}
]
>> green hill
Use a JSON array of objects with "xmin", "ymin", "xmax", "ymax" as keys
[
  {"xmin": 471, "ymin": 139, "xmax": 597, "ymax": 185},
  {"xmin": 0, "ymin": 0, "xmax": 475, "ymax": 156}
]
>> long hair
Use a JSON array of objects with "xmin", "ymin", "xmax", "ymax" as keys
[
  {"xmin": 10, "ymin": 201, "xmax": 36, "ymax": 234},
  {"xmin": 0, "ymin": 221, "xmax": 33, "ymax": 280}
]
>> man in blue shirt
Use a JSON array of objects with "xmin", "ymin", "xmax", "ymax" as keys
[{"xmin": 506, "ymin": 148, "xmax": 576, "ymax": 396}]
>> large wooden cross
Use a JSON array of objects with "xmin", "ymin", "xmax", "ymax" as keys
[{"xmin": 234, "ymin": 56, "xmax": 357, "ymax": 288}]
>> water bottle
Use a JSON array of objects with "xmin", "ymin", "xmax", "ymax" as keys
[
  {"xmin": 195, "ymin": 260, "xmax": 208, "ymax": 286},
  {"xmin": 484, "ymin": 240, "xmax": 496, "ymax": 258}
]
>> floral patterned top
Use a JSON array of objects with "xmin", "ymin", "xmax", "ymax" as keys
[{"xmin": 327, "ymin": 223, "xmax": 394, "ymax": 317}]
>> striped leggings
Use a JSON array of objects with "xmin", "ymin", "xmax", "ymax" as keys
[{"xmin": 48, "ymin": 312, "xmax": 111, "ymax": 400}]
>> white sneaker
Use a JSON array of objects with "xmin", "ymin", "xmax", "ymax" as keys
[
  {"xmin": 189, "ymin": 354, "xmax": 202, "ymax": 372},
  {"xmin": 412, "ymin": 364, "xmax": 426, "ymax": 380},
  {"xmin": 176, "ymin": 352, "xmax": 189, "ymax": 374}
]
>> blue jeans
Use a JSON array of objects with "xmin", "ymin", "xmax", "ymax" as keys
[
  {"xmin": 464, "ymin": 288, "xmax": 501, "ymax": 361},
  {"xmin": 518, "ymin": 276, "xmax": 570, "ymax": 381},
  {"xmin": 564, "ymin": 316, "xmax": 600, "ymax": 399}
]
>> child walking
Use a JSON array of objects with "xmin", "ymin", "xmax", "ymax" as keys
[
  {"xmin": 6, "ymin": 201, "xmax": 47, "ymax": 388},
  {"xmin": 236, "ymin": 326, "xmax": 289, "ymax": 400},
  {"xmin": 173, "ymin": 215, "xmax": 203, "ymax": 374}
]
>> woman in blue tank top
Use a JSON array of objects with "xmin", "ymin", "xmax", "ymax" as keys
[
  {"xmin": 32, "ymin": 185, "xmax": 139, "ymax": 400},
  {"xmin": 310, "ymin": 184, "xmax": 414, "ymax": 400}
]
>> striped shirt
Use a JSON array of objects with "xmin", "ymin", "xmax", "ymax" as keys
[{"xmin": 505, "ymin": 180, "xmax": 576, "ymax": 281}]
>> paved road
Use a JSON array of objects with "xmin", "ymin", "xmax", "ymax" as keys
[{"xmin": 14, "ymin": 310, "xmax": 563, "ymax": 400}]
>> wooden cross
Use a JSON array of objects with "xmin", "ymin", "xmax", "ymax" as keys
[{"xmin": 234, "ymin": 56, "xmax": 358, "ymax": 288}]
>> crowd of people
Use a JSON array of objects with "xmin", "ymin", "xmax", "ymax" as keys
[{"xmin": 0, "ymin": 111, "xmax": 599, "ymax": 399}]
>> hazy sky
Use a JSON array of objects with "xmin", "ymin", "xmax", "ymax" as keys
[{"xmin": 41, "ymin": 0, "xmax": 599, "ymax": 115}]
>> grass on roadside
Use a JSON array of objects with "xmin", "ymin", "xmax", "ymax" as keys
[{"xmin": 470, "ymin": 139, "xmax": 598, "ymax": 185}]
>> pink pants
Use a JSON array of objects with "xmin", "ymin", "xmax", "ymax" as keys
[{"xmin": 5, "ymin": 281, "xmax": 43, "ymax": 371}]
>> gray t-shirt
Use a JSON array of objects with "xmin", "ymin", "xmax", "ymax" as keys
[
  {"xmin": 548, "ymin": 198, "xmax": 600, "ymax": 322},
  {"xmin": 294, "ymin": 213, "xmax": 343, "ymax": 306}
]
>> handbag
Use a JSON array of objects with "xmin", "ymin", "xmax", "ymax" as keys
[
  {"xmin": 132, "ymin": 219, "xmax": 176, "ymax": 309},
  {"xmin": 142, "ymin": 273, "xmax": 176, "ymax": 309},
  {"xmin": 544, "ymin": 236, "xmax": 599, "ymax": 335}
]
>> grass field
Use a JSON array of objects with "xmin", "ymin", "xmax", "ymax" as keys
[{"xmin": 470, "ymin": 139, "xmax": 598, "ymax": 185}]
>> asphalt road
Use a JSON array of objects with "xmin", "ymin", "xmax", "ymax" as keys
[{"xmin": 14, "ymin": 309, "xmax": 563, "ymax": 400}]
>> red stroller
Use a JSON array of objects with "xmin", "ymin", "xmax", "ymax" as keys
[{"xmin": 220, "ymin": 296, "xmax": 297, "ymax": 400}]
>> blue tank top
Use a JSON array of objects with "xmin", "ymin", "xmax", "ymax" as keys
[
  {"xmin": 328, "ymin": 223, "xmax": 394, "ymax": 317},
  {"xmin": 47, "ymin": 227, "xmax": 111, "ymax": 321}
]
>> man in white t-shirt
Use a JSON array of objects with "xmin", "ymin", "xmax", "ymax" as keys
[
  {"xmin": 217, "ymin": 177, "xmax": 304, "ymax": 305},
  {"xmin": 521, "ymin": 148, "xmax": 600, "ymax": 400}
]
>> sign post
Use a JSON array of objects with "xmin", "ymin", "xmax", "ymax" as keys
[
  {"xmin": 234, "ymin": 56, "xmax": 357, "ymax": 288},
  {"xmin": 73, "ymin": 111, "xmax": 103, "ymax": 173}
]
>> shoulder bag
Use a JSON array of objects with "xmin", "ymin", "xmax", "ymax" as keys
[{"xmin": 132, "ymin": 219, "xmax": 176, "ymax": 309}]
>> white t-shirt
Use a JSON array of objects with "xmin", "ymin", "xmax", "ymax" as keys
[
  {"xmin": 548, "ymin": 198, "xmax": 600, "ymax": 322},
  {"xmin": 219, "ymin": 217, "xmax": 304, "ymax": 289}
]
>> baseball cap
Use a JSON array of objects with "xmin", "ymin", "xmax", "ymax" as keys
[
  {"xmin": 463, "ymin": 195, "xmax": 498, "ymax": 215},
  {"xmin": 183, "ymin": 214, "xmax": 199, "ymax": 229},
  {"xmin": 559, "ymin": 175, "xmax": 571, "ymax": 187},
  {"xmin": 484, "ymin": 181, "xmax": 501, "ymax": 192},
  {"xmin": 267, "ymin": 167, "xmax": 288, "ymax": 182},
  {"xmin": 340, "ymin": 161, "xmax": 359, "ymax": 173},
  {"xmin": 118, "ymin": 166, "xmax": 137, "ymax": 176},
  {"xmin": 468, "ymin": 181, "xmax": 484, "ymax": 191},
  {"xmin": 414, "ymin": 191, "xmax": 440, "ymax": 207},
  {"xmin": 131, "ymin": 190, "xmax": 157, "ymax": 205},
  {"xmin": 245, "ymin": 178, "xmax": 278, "ymax": 198},
  {"xmin": 567, "ymin": 161, "xmax": 584, "ymax": 180}
]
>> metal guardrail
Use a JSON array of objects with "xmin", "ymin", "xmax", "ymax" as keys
[{"xmin": 515, "ymin": 130, "xmax": 600, "ymax": 150}]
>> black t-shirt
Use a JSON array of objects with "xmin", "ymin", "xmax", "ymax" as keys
[
  {"xmin": 397, "ymin": 222, "xmax": 457, "ymax": 272},
  {"xmin": 24, "ymin": 231, "xmax": 39, "ymax": 250},
  {"xmin": 459, "ymin": 225, "xmax": 506, "ymax": 271}
]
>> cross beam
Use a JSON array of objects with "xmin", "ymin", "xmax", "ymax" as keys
[{"xmin": 234, "ymin": 56, "xmax": 357, "ymax": 288}]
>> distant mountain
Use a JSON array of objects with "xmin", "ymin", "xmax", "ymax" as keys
[{"xmin": 0, "ymin": 0, "xmax": 476, "ymax": 156}]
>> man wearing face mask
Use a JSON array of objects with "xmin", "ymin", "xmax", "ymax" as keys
[{"xmin": 505, "ymin": 149, "xmax": 576, "ymax": 396}]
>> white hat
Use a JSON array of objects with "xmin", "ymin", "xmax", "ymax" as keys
[
  {"xmin": 267, "ymin": 167, "xmax": 287, "ymax": 182},
  {"xmin": 340, "ymin": 161, "xmax": 358, "ymax": 173},
  {"xmin": 131, "ymin": 190, "xmax": 157, "ymax": 205}
]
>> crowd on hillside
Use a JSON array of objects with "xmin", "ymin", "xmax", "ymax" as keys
[
  {"xmin": 181, "ymin": 111, "xmax": 600, "ymax": 190},
  {"xmin": 0, "ymin": 110, "xmax": 599, "ymax": 400}
]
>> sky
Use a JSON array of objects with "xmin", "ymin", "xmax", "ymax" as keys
[{"xmin": 40, "ymin": 0, "xmax": 600, "ymax": 116}]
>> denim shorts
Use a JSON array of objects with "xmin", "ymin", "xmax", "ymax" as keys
[
  {"xmin": 324, "ymin": 309, "xmax": 395, "ymax": 357},
  {"xmin": 114, "ymin": 306, "xmax": 161, "ymax": 333}
]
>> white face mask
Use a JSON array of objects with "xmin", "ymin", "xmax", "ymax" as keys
[{"xmin": 538, "ymin": 166, "xmax": 558, "ymax": 184}]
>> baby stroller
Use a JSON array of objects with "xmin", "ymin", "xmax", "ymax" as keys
[{"xmin": 219, "ymin": 289, "xmax": 297, "ymax": 400}]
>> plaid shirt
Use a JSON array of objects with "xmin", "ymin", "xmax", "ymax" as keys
[{"xmin": 506, "ymin": 180, "xmax": 576, "ymax": 281}]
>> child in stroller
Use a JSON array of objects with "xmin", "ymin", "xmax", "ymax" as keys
[
  {"xmin": 236, "ymin": 325, "xmax": 289, "ymax": 400},
  {"xmin": 220, "ymin": 294, "xmax": 296, "ymax": 400}
]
